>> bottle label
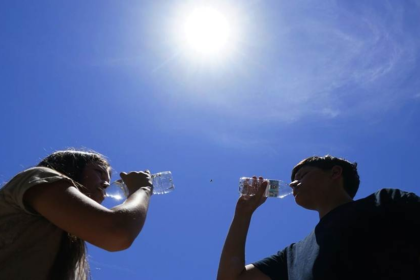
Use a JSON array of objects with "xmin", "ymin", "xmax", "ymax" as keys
[{"xmin": 267, "ymin": 180, "xmax": 279, "ymax": 197}]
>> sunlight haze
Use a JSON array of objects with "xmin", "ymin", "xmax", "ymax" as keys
[{"xmin": 183, "ymin": 7, "xmax": 231, "ymax": 56}]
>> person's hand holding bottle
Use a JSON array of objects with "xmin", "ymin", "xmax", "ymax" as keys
[
  {"xmin": 120, "ymin": 170, "xmax": 154, "ymax": 196},
  {"xmin": 235, "ymin": 176, "xmax": 268, "ymax": 217}
]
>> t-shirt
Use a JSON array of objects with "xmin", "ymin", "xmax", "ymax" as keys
[
  {"xmin": 0, "ymin": 167, "xmax": 74, "ymax": 279},
  {"xmin": 253, "ymin": 189, "xmax": 420, "ymax": 280}
]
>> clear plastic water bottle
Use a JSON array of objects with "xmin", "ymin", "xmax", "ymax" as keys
[
  {"xmin": 106, "ymin": 171, "xmax": 175, "ymax": 200},
  {"xmin": 150, "ymin": 171, "xmax": 175, "ymax": 195},
  {"xmin": 239, "ymin": 177, "xmax": 292, "ymax": 198}
]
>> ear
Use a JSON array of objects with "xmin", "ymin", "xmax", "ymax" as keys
[{"xmin": 330, "ymin": 165, "xmax": 343, "ymax": 180}]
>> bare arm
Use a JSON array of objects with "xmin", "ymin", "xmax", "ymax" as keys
[
  {"xmin": 217, "ymin": 179, "xmax": 271, "ymax": 280},
  {"xmin": 24, "ymin": 171, "xmax": 152, "ymax": 252}
]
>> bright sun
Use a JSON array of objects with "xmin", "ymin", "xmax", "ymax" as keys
[{"xmin": 183, "ymin": 7, "xmax": 231, "ymax": 56}]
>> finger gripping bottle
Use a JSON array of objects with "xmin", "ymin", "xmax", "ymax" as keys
[
  {"xmin": 239, "ymin": 177, "xmax": 292, "ymax": 198},
  {"xmin": 111, "ymin": 171, "xmax": 175, "ymax": 198}
]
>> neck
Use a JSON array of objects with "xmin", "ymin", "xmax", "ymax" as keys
[{"xmin": 317, "ymin": 191, "xmax": 353, "ymax": 219}]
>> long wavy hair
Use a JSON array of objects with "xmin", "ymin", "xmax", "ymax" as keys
[{"xmin": 37, "ymin": 149, "xmax": 110, "ymax": 280}]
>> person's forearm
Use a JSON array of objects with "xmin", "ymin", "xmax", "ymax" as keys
[
  {"xmin": 217, "ymin": 211, "xmax": 253, "ymax": 280},
  {"xmin": 110, "ymin": 189, "xmax": 152, "ymax": 248}
]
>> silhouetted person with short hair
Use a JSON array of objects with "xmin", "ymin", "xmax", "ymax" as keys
[{"xmin": 218, "ymin": 155, "xmax": 420, "ymax": 280}]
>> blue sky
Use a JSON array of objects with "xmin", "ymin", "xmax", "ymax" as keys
[{"xmin": 1, "ymin": 0, "xmax": 420, "ymax": 279}]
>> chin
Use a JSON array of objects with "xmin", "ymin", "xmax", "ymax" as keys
[
  {"xmin": 294, "ymin": 194, "xmax": 303, "ymax": 206},
  {"xmin": 294, "ymin": 195, "xmax": 315, "ymax": 210},
  {"xmin": 294, "ymin": 195, "xmax": 304, "ymax": 206}
]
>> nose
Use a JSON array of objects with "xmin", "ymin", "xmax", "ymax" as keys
[
  {"xmin": 289, "ymin": 180, "xmax": 299, "ymax": 188},
  {"xmin": 99, "ymin": 182, "xmax": 110, "ymax": 190}
]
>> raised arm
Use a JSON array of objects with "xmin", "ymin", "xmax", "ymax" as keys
[
  {"xmin": 24, "ymin": 171, "xmax": 152, "ymax": 252},
  {"xmin": 217, "ymin": 179, "xmax": 271, "ymax": 280}
]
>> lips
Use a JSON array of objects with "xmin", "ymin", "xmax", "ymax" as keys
[
  {"xmin": 96, "ymin": 187, "xmax": 106, "ymax": 203},
  {"xmin": 290, "ymin": 181, "xmax": 301, "ymax": 197},
  {"xmin": 292, "ymin": 187, "xmax": 299, "ymax": 197}
]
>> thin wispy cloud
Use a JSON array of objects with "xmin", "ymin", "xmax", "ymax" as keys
[
  {"xmin": 254, "ymin": 1, "xmax": 420, "ymax": 122},
  {"xmin": 89, "ymin": 259, "xmax": 137, "ymax": 275},
  {"xmin": 157, "ymin": 0, "xmax": 420, "ymax": 149}
]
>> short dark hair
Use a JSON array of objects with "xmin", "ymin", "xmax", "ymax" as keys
[{"xmin": 291, "ymin": 155, "xmax": 360, "ymax": 198}]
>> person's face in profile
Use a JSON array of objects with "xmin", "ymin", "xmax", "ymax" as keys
[
  {"xmin": 291, "ymin": 166, "xmax": 332, "ymax": 209},
  {"xmin": 80, "ymin": 162, "xmax": 111, "ymax": 203}
]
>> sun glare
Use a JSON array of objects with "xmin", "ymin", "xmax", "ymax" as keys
[{"xmin": 183, "ymin": 7, "xmax": 231, "ymax": 56}]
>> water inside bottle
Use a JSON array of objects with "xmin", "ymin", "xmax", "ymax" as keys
[
  {"xmin": 239, "ymin": 177, "xmax": 292, "ymax": 198},
  {"xmin": 105, "ymin": 193, "xmax": 124, "ymax": 200},
  {"xmin": 152, "ymin": 171, "xmax": 175, "ymax": 195},
  {"xmin": 105, "ymin": 180, "xmax": 127, "ymax": 200},
  {"xmin": 105, "ymin": 171, "xmax": 175, "ymax": 201}
]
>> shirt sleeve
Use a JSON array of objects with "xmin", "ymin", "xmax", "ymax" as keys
[
  {"xmin": 252, "ymin": 247, "xmax": 289, "ymax": 280},
  {"xmin": 374, "ymin": 188, "xmax": 420, "ymax": 233},
  {"xmin": 1, "ymin": 167, "xmax": 75, "ymax": 214},
  {"xmin": 376, "ymin": 188, "xmax": 420, "ymax": 210}
]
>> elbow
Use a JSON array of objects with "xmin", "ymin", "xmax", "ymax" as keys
[
  {"xmin": 90, "ymin": 208, "xmax": 148, "ymax": 251},
  {"xmin": 101, "ymin": 214, "xmax": 146, "ymax": 251},
  {"xmin": 91, "ymin": 222, "xmax": 141, "ymax": 252},
  {"xmin": 100, "ymin": 229, "xmax": 136, "ymax": 252},
  {"xmin": 103, "ymin": 240, "xmax": 132, "ymax": 252},
  {"xmin": 107, "ymin": 218, "xmax": 144, "ymax": 251},
  {"xmin": 82, "ymin": 230, "xmax": 135, "ymax": 252}
]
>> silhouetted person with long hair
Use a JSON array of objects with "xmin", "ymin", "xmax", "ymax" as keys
[{"xmin": 0, "ymin": 149, "xmax": 153, "ymax": 279}]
